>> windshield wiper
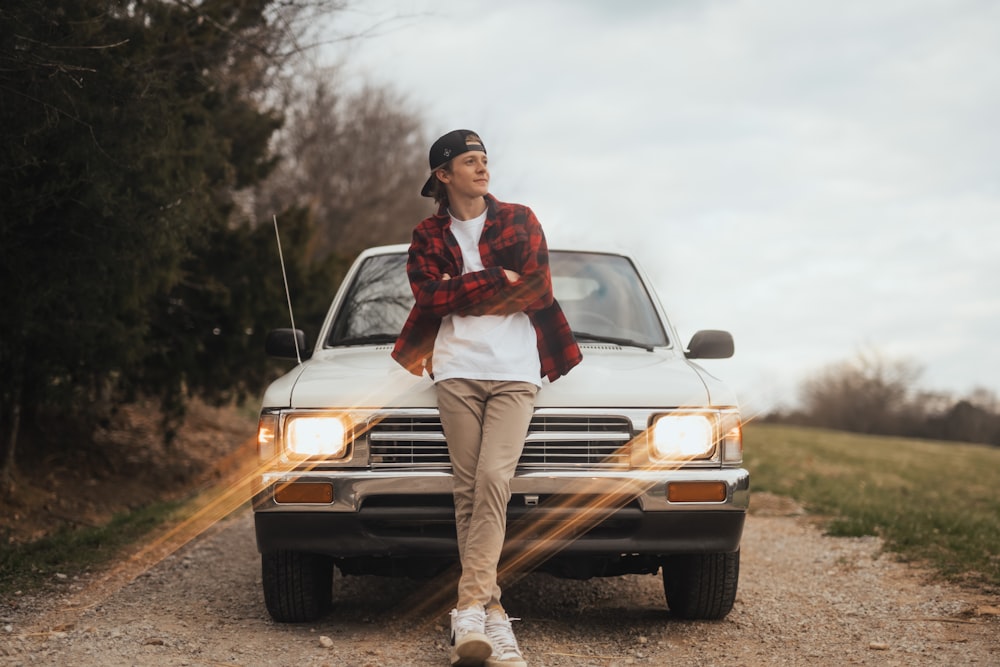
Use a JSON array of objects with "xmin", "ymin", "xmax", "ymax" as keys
[
  {"xmin": 330, "ymin": 333, "xmax": 398, "ymax": 347},
  {"xmin": 573, "ymin": 331, "xmax": 654, "ymax": 352}
]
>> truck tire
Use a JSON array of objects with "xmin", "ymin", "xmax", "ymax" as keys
[
  {"xmin": 662, "ymin": 550, "xmax": 739, "ymax": 620},
  {"xmin": 261, "ymin": 550, "xmax": 333, "ymax": 623}
]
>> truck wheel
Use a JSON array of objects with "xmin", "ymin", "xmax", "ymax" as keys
[
  {"xmin": 261, "ymin": 550, "xmax": 334, "ymax": 623},
  {"xmin": 661, "ymin": 550, "xmax": 739, "ymax": 620}
]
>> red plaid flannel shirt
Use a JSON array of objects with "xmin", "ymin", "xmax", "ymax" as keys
[{"xmin": 392, "ymin": 194, "xmax": 582, "ymax": 382}]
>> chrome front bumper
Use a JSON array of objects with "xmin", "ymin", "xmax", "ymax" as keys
[{"xmin": 253, "ymin": 467, "xmax": 749, "ymax": 558}]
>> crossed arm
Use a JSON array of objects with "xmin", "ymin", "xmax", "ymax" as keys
[{"xmin": 407, "ymin": 212, "xmax": 554, "ymax": 319}]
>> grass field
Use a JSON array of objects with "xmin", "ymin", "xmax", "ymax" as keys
[
  {"xmin": 745, "ymin": 423, "xmax": 1000, "ymax": 591},
  {"xmin": 0, "ymin": 500, "xmax": 183, "ymax": 596}
]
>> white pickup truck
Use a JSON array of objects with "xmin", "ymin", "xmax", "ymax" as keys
[{"xmin": 253, "ymin": 245, "xmax": 748, "ymax": 623}]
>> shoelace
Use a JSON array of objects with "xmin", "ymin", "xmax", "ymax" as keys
[
  {"xmin": 485, "ymin": 614, "xmax": 522, "ymax": 655},
  {"xmin": 452, "ymin": 607, "xmax": 486, "ymax": 637}
]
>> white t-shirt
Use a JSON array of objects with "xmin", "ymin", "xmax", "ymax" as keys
[{"xmin": 432, "ymin": 209, "xmax": 541, "ymax": 386}]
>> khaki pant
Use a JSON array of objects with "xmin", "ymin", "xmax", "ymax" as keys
[{"xmin": 436, "ymin": 378, "xmax": 538, "ymax": 610}]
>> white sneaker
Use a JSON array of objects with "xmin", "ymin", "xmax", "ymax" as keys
[
  {"xmin": 484, "ymin": 608, "xmax": 527, "ymax": 667},
  {"xmin": 450, "ymin": 606, "xmax": 492, "ymax": 666}
]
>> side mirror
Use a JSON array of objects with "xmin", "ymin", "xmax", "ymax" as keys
[
  {"xmin": 265, "ymin": 328, "xmax": 309, "ymax": 360},
  {"xmin": 686, "ymin": 330, "xmax": 734, "ymax": 359}
]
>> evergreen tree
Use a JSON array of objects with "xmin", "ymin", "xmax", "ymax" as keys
[{"xmin": 0, "ymin": 0, "xmax": 316, "ymax": 488}]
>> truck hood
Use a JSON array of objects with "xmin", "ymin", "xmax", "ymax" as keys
[{"xmin": 261, "ymin": 343, "xmax": 737, "ymax": 410}]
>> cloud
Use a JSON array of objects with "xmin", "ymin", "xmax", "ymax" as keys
[{"xmin": 328, "ymin": 0, "xmax": 1000, "ymax": 406}]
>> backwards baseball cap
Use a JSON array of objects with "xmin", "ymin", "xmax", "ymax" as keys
[{"xmin": 420, "ymin": 129, "xmax": 487, "ymax": 197}]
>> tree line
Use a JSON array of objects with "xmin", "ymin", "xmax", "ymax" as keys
[
  {"xmin": 764, "ymin": 349, "xmax": 1000, "ymax": 447},
  {"xmin": 0, "ymin": 0, "xmax": 430, "ymax": 492}
]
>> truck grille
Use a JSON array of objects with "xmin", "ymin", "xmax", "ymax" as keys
[{"xmin": 368, "ymin": 414, "xmax": 633, "ymax": 471}]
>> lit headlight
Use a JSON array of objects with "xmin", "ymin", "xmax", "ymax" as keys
[
  {"xmin": 650, "ymin": 415, "xmax": 714, "ymax": 460},
  {"xmin": 285, "ymin": 416, "xmax": 350, "ymax": 458}
]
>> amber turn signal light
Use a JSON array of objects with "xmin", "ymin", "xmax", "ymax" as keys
[
  {"xmin": 667, "ymin": 481, "xmax": 727, "ymax": 503},
  {"xmin": 274, "ymin": 481, "xmax": 334, "ymax": 504}
]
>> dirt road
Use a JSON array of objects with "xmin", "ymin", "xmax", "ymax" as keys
[{"xmin": 3, "ymin": 493, "xmax": 997, "ymax": 666}]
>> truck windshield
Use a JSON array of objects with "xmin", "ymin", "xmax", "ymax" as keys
[{"xmin": 325, "ymin": 251, "xmax": 669, "ymax": 348}]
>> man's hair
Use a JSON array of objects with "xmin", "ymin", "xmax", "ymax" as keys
[
  {"xmin": 461, "ymin": 132, "xmax": 484, "ymax": 148},
  {"xmin": 429, "ymin": 162, "xmax": 451, "ymax": 206}
]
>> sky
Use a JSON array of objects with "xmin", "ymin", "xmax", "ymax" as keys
[{"xmin": 323, "ymin": 0, "xmax": 1000, "ymax": 413}]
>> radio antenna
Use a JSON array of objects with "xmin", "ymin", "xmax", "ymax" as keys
[{"xmin": 272, "ymin": 214, "xmax": 301, "ymax": 364}]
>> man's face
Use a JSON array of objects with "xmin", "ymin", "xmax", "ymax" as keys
[{"xmin": 437, "ymin": 147, "xmax": 489, "ymax": 199}]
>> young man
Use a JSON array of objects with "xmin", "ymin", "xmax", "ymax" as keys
[{"xmin": 392, "ymin": 130, "xmax": 582, "ymax": 667}]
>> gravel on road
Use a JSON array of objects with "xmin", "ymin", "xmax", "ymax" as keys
[{"xmin": 3, "ymin": 493, "xmax": 998, "ymax": 666}]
